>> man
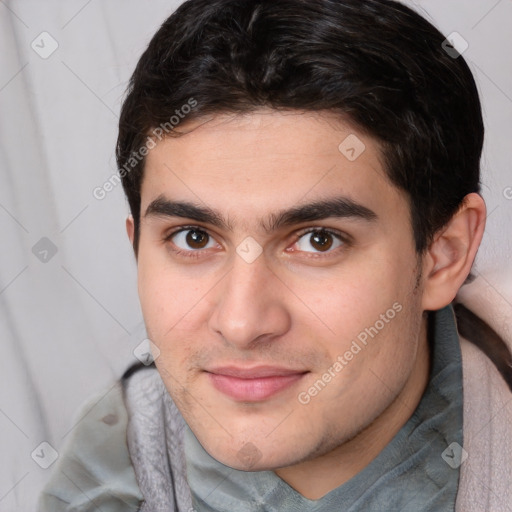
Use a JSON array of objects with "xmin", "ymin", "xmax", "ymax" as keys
[{"xmin": 40, "ymin": 0, "xmax": 512, "ymax": 510}]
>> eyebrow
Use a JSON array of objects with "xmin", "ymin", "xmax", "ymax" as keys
[{"xmin": 144, "ymin": 194, "xmax": 378, "ymax": 233}]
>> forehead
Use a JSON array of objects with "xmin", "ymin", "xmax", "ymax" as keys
[{"xmin": 141, "ymin": 110, "xmax": 410, "ymax": 232}]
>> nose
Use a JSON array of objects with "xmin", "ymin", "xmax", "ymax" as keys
[{"xmin": 208, "ymin": 251, "xmax": 291, "ymax": 350}]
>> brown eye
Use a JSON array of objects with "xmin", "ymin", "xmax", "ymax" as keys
[
  {"xmin": 310, "ymin": 231, "xmax": 333, "ymax": 251},
  {"xmin": 169, "ymin": 228, "xmax": 215, "ymax": 251},
  {"xmin": 186, "ymin": 229, "xmax": 209, "ymax": 249},
  {"xmin": 294, "ymin": 229, "xmax": 344, "ymax": 254}
]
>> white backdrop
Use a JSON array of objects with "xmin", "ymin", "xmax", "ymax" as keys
[{"xmin": 0, "ymin": 1, "xmax": 511, "ymax": 510}]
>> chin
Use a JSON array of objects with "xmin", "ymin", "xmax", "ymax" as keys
[{"xmin": 196, "ymin": 429, "xmax": 308, "ymax": 472}]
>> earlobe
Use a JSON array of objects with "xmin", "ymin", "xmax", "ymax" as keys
[{"xmin": 421, "ymin": 193, "xmax": 486, "ymax": 311}]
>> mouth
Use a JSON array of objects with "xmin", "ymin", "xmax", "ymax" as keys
[{"xmin": 205, "ymin": 366, "xmax": 309, "ymax": 402}]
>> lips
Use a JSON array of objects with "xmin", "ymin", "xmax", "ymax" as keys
[{"xmin": 206, "ymin": 366, "xmax": 308, "ymax": 401}]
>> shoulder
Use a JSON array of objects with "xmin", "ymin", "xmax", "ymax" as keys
[
  {"xmin": 457, "ymin": 335, "xmax": 512, "ymax": 510},
  {"xmin": 38, "ymin": 373, "xmax": 145, "ymax": 512}
]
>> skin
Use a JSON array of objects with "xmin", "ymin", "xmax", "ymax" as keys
[{"xmin": 126, "ymin": 110, "xmax": 486, "ymax": 499}]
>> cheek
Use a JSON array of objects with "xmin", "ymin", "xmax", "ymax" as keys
[
  {"xmin": 136, "ymin": 249, "xmax": 217, "ymax": 377},
  {"xmin": 306, "ymin": 300, "xmax": 422, "ymax": 432},
  {"xmin": 296, "ymin": 253, "xmax": 421, "ymax": 400},
  {"xmin": 137, "ymin": 245, "xmax": 197, "ymax": 332},
  {"xmin": 138, "ymin": 270, "xmax": 175, "ymax": 335},
  {"xmin": 292, "ymin": 257, "xmax": 414, "ymax": 344}
]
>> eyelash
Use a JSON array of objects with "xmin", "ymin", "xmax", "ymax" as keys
[
  {"xmin": 162, "ymin": 225, "xmax": 211, "ymax": 260},
  {"xmin": 162, "ymin": 225, "xmax": 351, "ymax": 260}
]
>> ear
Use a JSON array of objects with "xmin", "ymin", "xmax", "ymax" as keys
[
  {"xmin": 421, "ymin": 193, "xmax": 486, "ymax": 311},
  {"xmin": 126, "ymin": 215, "xmax": 136, "ymax": 252}
]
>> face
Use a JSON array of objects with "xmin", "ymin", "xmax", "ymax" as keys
[{"xmin": 132, "ymin": 110, "xmax": 428, "ymax": 472}]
